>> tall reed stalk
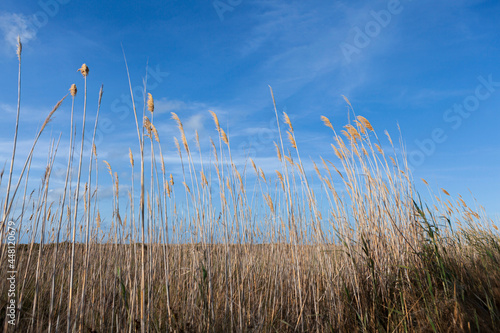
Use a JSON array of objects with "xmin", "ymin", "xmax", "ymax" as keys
[{"xmin": 1, "ymin": 47, "xmax": 499, "ymax": 333}]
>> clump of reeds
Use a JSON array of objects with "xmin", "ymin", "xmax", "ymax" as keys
[{"xmin": 0, "ymin": 43, "xmax": 499, "ymax": 333}]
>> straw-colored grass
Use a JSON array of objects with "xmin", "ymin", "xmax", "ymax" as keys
[{"xmin": 1, "ymin": 39, "xmax": 499, "ymax": 332}]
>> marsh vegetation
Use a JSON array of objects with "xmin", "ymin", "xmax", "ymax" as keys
[{"xmin": 1, "ymin": 38, "xmax": 499, "ymax": 332}]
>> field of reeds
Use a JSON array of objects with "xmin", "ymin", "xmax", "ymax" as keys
[{"xmin": 1, "ymin": 38, "xmax": 500, "ymax": 333}]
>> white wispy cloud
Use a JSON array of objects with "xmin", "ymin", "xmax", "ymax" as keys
[
  {"xmin": 154, "ymin": 98, "xmax": 208, "ymax": 115},
  {"xmin": 0, "ymin": 12, "xmax": 37, "ymax": 53},
  {"xmin": 153, "ymin": 97, "xmax": 228, "ymax": 138},
  {"xmin": 0, "ymin": 102, "xmax": 16, "ymax": 114}
]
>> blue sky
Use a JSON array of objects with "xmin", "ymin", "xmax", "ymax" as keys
[{"xmin": 0, "ymin": 0, "xmax": 499, "ymax": 226}]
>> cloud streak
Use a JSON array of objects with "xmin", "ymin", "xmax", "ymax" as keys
[{"xmin": 0, "ymin": 12, "xmax": 37, "ymax": 53}]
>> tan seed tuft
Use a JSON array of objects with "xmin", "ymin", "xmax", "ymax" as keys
[
  {"xmin": 183, "ymin": 182, "xmax": 190, "ymax": 194},
  {"xmin": 274, "ymin": 142, "xmax": 282, "ymax": 162},
  {"xmin": 69, "ymin": 84, "xmax": 77, "ymax": 97},
  {"xmin": 250, "ymin": 158, "xmax": 258, "ymax": 175},
  {"xmin": 128, "ymin": 148, "xmax": 134, "ymax": 167},
  {"xmin": 275, "ymin": 171, "xmax": 285, "ymax": 191},
  {"xmin": 374, "ymin": 143, "xmax": 384, "ymax": 155},
  {"xmin": 259, "ymin": 168, "xmax": 267, "ymax": 183},
  {"xmin": 77, "ymin": 63, "xmax": 89, "ymax": 77},
  {"xmin": 344, "ymin": 124, "xmax": 361, "ymax": 141},
  {"xmin": 321, "ymin": 116, "xmax": 334, "ymax": 131},
  {"xmin": 151, "ymin": 123, "xmax": 160, "ymax": 143},
  {"xmin": 200, "ymin": 171, "xmax": 208, "ymax": 187},
  {"xmin": 283, "ymin": 112, "xmax": 293, "ymax": 132},
  {"xmin": 16, "ymin": 35, "xmax": 22, "ymax": 60},
  {"xmin": 342, "ymin": 95, "xmax": 352, "ymax": 108},
  {"xmin": 332, "ymin": 144, "xmax": 342, "ymax": 160},
  {"xmin": 209, "ymin": 110, "xmax": 221, "ymax": 132},
  {"xmin": 220, "ymin": 128, "xmax": 229, "ymax": 145},
  {"xmin": 287, "ymin": 131, "xmax": 296, "ymax": 149},
  {"xmin": 264, "ymin": 194, "xmax": 274, "ymax": 214},
  {"xmin": 171, "ymin": 112, "xmax": 188, "ymax": 152},
  {"xmin": 143, "ymin": 116, "xmax": 152, "ymax": 138},
  {"xmin": 96, "ymin": 211, "xmax": 101, "ymax": 229},
  {"xmin": 384, "ymin": 130, "xmax": 393, "ymax": 145},
  {"xmin": 147, "ymin": 93, "xmax": 154, "ymax": 113},
  {"xmin": 103, "ymin": 160, "xmax": 112, "ymax": 176},
  {"xmin": 357, "ymin": 115, "xmax": 373, "ymax": 132}
]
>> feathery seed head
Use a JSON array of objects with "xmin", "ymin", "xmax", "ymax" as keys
[
  {"xmin": 96, "ymin": 211, "xmax": 101, "ymax": 229},
  {"xmin": 357, "ymin": 115, "xmax": 373, "ymax": 132},
  {"xmin": 342, "ymin": 95, "xmax": 352, "ymax": 108},
  {"xmin": 313, "ymin": 162, "xmax": 321, "ymax": 178},
  {"xmin": 341, "ymin": 129, "xmax": 351, "ymax": 141},
  {"xmin": 200, "ymin": 171, "xmax": 208, "ymax": 187},
  {"xmin": 209, "ymin": 110, "xmax": 221, "ymax": 132},
  {"xmin": 374, "ymin": 143, "xmax": 384, "ymax": 155},
  {"xmin": 77, "ymin": 63, "xmax": 89, "ymax": 77},
  {"xmin": 69, "ymin": 84, "xmax": 77, "ymax": 97},
  {"xmin": 384, "ymin": 130, "xmax": 393, "ymax": 145},
  {"xmin": 259, "ymin": 168, "xmax": 267, "ymax": 183},
  {"xmin": 165, "ymin": 180, "xmax": 171, "ymax": 198},
  {"xmin": 287, "ymin": 131, "xmax": 296, "ymax": 149},
  {"xmin": 344, "ymin": 124, "xmax": 361, "ymax": 141},
  {"xmin": 16, "ymin": 35, "xmax": 22, "ymax": 60},
  {"xmin": 274, "ymin": 142, "xmax": 282, "ymax": 162},
  {"xmin": 143, "ymin": 116, "xmax": 152, "ymax": 137},
  {"xmin": 264, "ymin": 194, "xmax": 274, "ymax": 214},
  {"xmin": 283, "ymin": 112, "xmax": 293, "ymax": 132},
  {"xmin": 171, "ymin": 113, "xmax": 189, "ymax": 152},
  {"xmin": 151, "ymin": 123, "xmax": 160, "ymax": 142},
  {"xmin": 171, "ymin": 112, "xmax": 181, "ymax": 126},
  {"xmin": 181, "ymin": 134, "xmax": 189, "ymax": 153},
  {"xmin": 40, "ymin": 97, "xmax": 66, "ymax": 133},
  {"xmin": 321, "ymin": 116, "xmax": 334, "ymax": 131},
  {"xmin": 220, "ymin": 128, "xmax": 229, "ymax": 145},
  {"xmin": 103, "ymin": 160, "xmax": 112, "ymax": 176},
  {"xmin": 275, "ymin": 170, "xmax": 285, "ymax": 191},
  {"xmin": 174, "ymin": 137, "xmax": 181, "ymax": 155},
  {"xmin": 147, "ymin": 93, "xmax": 154, "ymax": 113},
  {"xmin": 332, "ymin": 144, "xmax": 342, "ymax": 159},
  {"xmin": 354, "ymin": 120, "xmax": 366, "ymax": 135},
  {"xmin": 250, "ymin": 158, "xmax": 257, "ymax": 175},
  {"xmin": 128, "ymin": 148, "xmax": 134, "ymax": 167},
  {"xmin": 183, "ymin": 181, "xmax": 191, "ymax": 193}
]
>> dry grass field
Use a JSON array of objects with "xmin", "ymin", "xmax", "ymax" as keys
[{"xmin": 1, "ymin": 38, "xmax": 499, "ymax": 332}]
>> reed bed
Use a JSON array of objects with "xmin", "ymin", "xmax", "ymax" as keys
[{"xmin": 1, "ymin": 39, "xmax": 499, "ymax": 332}]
